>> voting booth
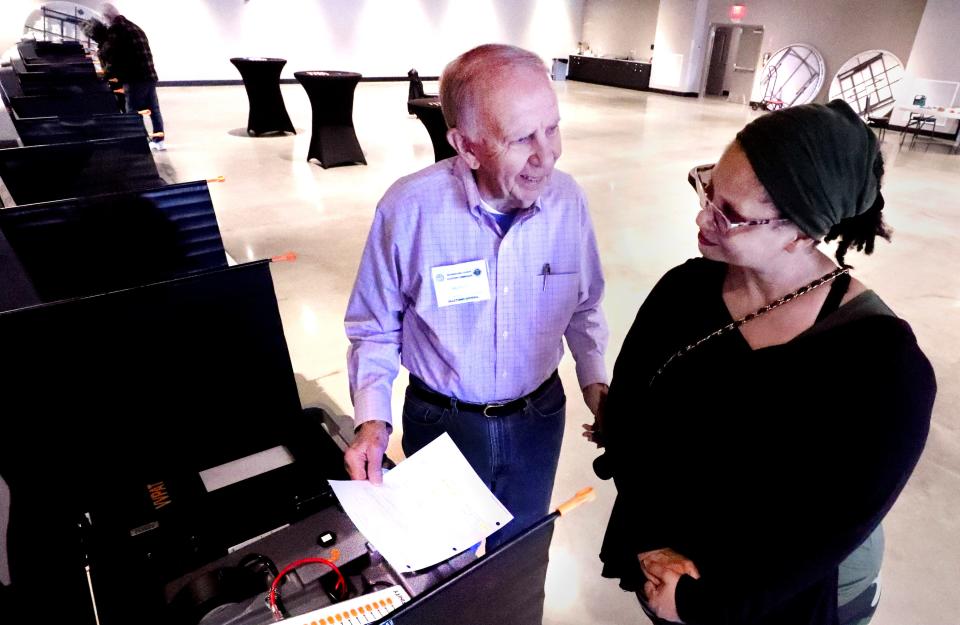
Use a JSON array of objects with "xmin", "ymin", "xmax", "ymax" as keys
[{"xmin": 0, "ymin": 261, "xmax": 565, "ymax": 625}]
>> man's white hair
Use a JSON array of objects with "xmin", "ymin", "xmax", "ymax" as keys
[
  {"xmin": 439, "ymin": 44, "xmax": 549, "ymax": 137},
  {"xmin": 99, "ymin": 2, "xmax": 120, "ymax": 21}
]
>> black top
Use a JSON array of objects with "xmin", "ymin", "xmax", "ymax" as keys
[{"xmin": 599, "ymin": 258, "xmax": 935, "ymax": 625}]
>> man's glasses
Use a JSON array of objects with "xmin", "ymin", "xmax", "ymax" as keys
[{"xmin": 688, "ymin": 164, "xmax": 791, "ymax": 236}]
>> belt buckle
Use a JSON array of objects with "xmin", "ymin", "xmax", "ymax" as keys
[{"xmin": 483, "ymin": 402, "xmax": 506, "ymax": 417}]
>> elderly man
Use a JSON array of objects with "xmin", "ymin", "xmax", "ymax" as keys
[
  {"xmin": 98, "ymin": 3, "xmax": 165, "ymax": 150},
  {"xmin": 344, "ymin": 44, "xmax": 608, "ymax": 548}
]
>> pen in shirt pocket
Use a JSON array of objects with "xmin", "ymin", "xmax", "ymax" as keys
[{"xmin": 542, "ymin": 262, "xmax": 551, "ymax": 291}]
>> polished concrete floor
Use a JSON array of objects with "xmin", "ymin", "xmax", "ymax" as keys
[{"xmin": 152, "ymin": 80, "xmax": 960, "ymax": 624}]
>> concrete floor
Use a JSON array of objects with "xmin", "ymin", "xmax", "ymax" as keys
[{"xmin": 152, "ymin": 79, "xmax": 960, "ymax": 625}]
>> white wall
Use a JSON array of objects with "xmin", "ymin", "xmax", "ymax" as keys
[
  {"xmin": 2, "ymin": 0, "xmax": 586, "ymax": 81},
  {"xmin": 0, "ymin": 0, "xmax": 47, "ymax": 56},
  {"xmin": 581, "ymin": 0, "xmax": 658, "ymax": 60}
]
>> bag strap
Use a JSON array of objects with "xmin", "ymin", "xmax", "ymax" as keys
[
  {"xmin": 815, "ymin": 271, "xmax": 852, "ymax": 323},
  {"xmin": 649, "ymin": 267, "xmax": 849, "ymax": 386}
]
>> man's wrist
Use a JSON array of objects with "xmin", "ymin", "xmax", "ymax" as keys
[
  {"xmin": 355, "ymin": 419, "xmax": 392, "ymax": 435},
  {"xmin": 582, "ymin": 381, "xmax": 609, "ymax": 391},
  {"xmin": 575, "ymin": 358, "xmax": 608, "ymax": 390},
  {"xmin": 353, "ymin": 392, "xmax": 394, "ymax": 431}
]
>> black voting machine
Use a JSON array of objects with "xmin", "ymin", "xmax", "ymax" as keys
[
  {"xmin": 0, "ymin": 136, "xmax": 164, "ymax": 206},
  {"xmin": 0, "ymin": 40, "xmax": 162, "ymax": 208},
  {"xmin": 0, "ymin": 181, "xmax": 227, "ymax": 302},
  {"xmin": 0, "ymin": 262, "xmax": 346, "ymax": 625},
  {"xmin": 1, "ymin": 40, "xmax": 121, "ymax": 119},
  {"xmin": 0, "ymin": 38, "xmax": 556, "ymax": 625},
  {"xmin": 0, "ymin": 262, "xmax": 556, "ymax": 625},
  {"xmin": 13, "ymin": 113, "xmax": 147, "ymax": 146}
]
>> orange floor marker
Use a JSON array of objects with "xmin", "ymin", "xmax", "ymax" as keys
[
  {"xmin": 270, "ymin": 251, "xmax": 298, "ymax": 263},
  {"xmin": 207, "ymin": 175, "xmax": 225, "ymax": 183}
]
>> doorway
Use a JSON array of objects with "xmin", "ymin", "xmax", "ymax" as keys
[
  {"xmin": 705, "ymin": 26, "xmax": 732, "ymax": 96},
  {"xmin": 701, "ymin": 24, "xmax": 764, "ymax": 103}
]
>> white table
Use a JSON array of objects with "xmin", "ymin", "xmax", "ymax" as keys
[{"xmin": 896, "ymin": 105, "xmax": 960, "ymax": 153}]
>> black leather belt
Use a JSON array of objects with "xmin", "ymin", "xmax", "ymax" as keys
[{"xmin": 408, "ymin": 370, "xmax": 559, "ymax": 417}]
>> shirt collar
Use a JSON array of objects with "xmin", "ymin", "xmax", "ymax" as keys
[{"xmin": 452, "ymin": 156, "xmax": 543, "ymax": 220}]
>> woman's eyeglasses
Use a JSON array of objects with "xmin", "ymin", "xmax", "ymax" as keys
[{"xmin": 688, "ymin": 164, "xmax": 791, "ymax": 236}]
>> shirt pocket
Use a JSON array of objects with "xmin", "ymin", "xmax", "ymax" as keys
[{"xmin": 538, "ymin": 271, "xmax": 580, "ymax": 335}]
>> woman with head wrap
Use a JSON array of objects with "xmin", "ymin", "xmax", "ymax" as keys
[{"xmin": 590, "ymin": 100, "xmax": 936, "ymax": 625}]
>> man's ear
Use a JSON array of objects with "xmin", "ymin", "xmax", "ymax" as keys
[{"xmin": 447, "ymin": 128, "xmax": 481, "ymax": 169}]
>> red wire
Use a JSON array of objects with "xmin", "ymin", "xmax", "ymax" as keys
[{"xmin": 269, "ymin": 557, "xmax": 347, "ymax": 620}]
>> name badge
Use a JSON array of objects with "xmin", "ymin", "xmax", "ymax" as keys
[{"xmin": 431, "ymin": 259, "xmax": 491, "ymax": 307}]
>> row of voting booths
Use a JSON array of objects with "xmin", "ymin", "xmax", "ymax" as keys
[{"xmin": 0, "ymin": 40, "xmax": 557, "ymax": 625}]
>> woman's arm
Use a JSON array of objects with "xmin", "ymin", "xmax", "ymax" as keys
[{"xmin": 673, "ymin": 320, "xmax": 935, "ymax": 625}]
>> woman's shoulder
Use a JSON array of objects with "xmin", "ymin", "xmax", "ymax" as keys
[
  {"xmin": 810, "ymin": 309, "xmax": 936, "ymax": 400},
  {"xmin": 652, "ymin": 257, "xmax": 725, "ymax": 294},
  {"xmin": 625, "ymin": 258, "xmax": 727, "ymax": 338}
]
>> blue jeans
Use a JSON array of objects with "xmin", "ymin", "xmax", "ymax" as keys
[
  {"xmin": 124, "ymin": 80, "xmax": 164, "ymax": 139},
  {"xmin": 401, "ymin": 374, "xmax": 566, "ymax": 550}
]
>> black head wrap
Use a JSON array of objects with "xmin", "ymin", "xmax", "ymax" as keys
[{"xmin": 736, "ymin": 99, "xmax": 880, "ymax": 240}]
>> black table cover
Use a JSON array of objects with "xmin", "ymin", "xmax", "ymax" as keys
[
  {"xmin": 294, "ymin": 70, "xmax": 366, "ymax": 168},
  {"xmin": 409, "ymin": 96, "xmax": 456, "ymax": 162},
  {"xmin": 229, "ymin": 57, "xmax": 295, "ymax": 136}
]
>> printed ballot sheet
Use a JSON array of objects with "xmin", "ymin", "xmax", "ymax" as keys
[{"xmin": 329, "ymin": 433, "xmax": 513, "ymax": 572}]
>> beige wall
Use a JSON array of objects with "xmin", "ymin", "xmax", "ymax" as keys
[
  {"xmin": 581, "ymin": 0, "xmax": 659, "ymax": 60},
  {"xmin": 2, "ymin": 0, "xmax": 587, "ymax": 81},
  {"xmin": 649, "ymin": 0, "xmax": 709, "ymax": 92},
  {"xmin": 893, "ymin": 0, "xmax": 960, "ymax": 130},
  {"xmin": 582, "ymin": 0, "xmax": 929, "ymax": 97},
  {"xmin": 703, "ymin": 0, "xmax": 928, "ymax": 103},
  {"xmin": 904, "ymin": 0, "xmax": 960, "ymax": 86}
]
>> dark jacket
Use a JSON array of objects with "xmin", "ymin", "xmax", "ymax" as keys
[{"xmin": 99, "ymin": 15, "xmax": 158, "ymax": 83}]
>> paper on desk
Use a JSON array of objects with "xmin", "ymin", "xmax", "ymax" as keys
[{"xmin": 328, "ymin": 433, "xmax": 512, "ymax": 572}]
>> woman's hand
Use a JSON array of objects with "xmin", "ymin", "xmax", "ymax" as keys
[
  {"xmin": 638, "ymin": 548, "xmax": 699, "ymax": 623},
  {"xmin": 643, "ymin": 559, "xmax": 683, "ymax": 622},
  {"xmin": 638, "ymin": 548, "xmax": 700, "ymax": 582}
]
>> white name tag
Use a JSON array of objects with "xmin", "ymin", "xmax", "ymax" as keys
[{"xmin": 431, "ymin": 259, "xmax": 491, "ymax": 307}]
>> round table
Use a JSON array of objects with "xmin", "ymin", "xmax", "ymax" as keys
[
  {"xmin": 229, "ymin": 57, "xmax": 295, "ymax": 136},
  {"xmin": 408, "ymin": 97, "xmax": 456, "ymax": 162},
  {"xmin": 293, "ymin": 71, "xmax": 366, "ymax": 168}
]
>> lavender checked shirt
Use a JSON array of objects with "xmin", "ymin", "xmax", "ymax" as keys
[{"xmin": 345, "ymin": 157, "xmax": 608, "ymax": 427}]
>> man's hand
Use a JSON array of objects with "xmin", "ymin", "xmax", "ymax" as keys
[
  {"xmin": 344, "ymin": 420, "xmax": 390, "ymax": 484},
  {"xmin": 581, "ymin": 382, "xmax": 608, "ymax": 447}
]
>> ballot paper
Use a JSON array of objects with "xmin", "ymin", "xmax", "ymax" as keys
[{"xmin": 328, "ymin": 433, "xmax": 513, "ymax": 572}]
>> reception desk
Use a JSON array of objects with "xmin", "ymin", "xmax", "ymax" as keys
[{"xmin": 567, "ymin": 55, "xmax": 651, "ymax": 91}]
